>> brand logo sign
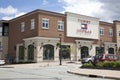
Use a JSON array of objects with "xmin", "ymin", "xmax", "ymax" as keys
[
  {"xmin": 81, "ymin": 23, "xmax": 87, "ymax": 30},
  {"xmin": 76, "ymin": 19, "xmax": 92, "ymax": 34}
]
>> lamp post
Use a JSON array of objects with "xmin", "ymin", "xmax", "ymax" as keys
[
  {"xmin": 59, "ymin": 34, "xmax": 62, "ymax": 65},
  {"xmin": 99, "ymin": 40, "xmax": 104, "ymax": 54}
]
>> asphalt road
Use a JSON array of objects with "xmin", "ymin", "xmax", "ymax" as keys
[{"xmin": 0, "ymin": 64, "xmax": 113, "ymax": 80}]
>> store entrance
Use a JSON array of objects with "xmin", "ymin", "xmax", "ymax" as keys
[
  {"xmin": 43, "ymin": 44, "xmax": 54, "ymax": 60},
  {"xmin": 108, "ymin": 48, "xmax": 114, "ymax": 54},
  {"xmin": 81, "ymin": 46, "xmax": 89, "ymax": 59}
]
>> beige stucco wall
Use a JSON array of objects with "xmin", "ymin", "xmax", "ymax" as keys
[
  {"xmin": 0, "ymin": 37, "xmax": 8, "ymax": 60},
  {"xmin": 115, "ymin": 22, "xmax": 120, "ymax": 53}
]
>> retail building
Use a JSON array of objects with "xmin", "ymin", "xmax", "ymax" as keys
[
  {"xmin": 7, "ymin": 9, "xmax": 120, "ymax": 63},
  {"xmin": 0, "ymin": 20, "xmax": 9, "ymax": 60}
]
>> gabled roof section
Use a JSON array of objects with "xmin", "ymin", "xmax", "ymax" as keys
[{"xmin": 9, "ymin": 9, "xmax": 65, "ymax": 22}]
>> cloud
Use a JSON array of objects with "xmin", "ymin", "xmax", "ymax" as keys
[
  {"xmin": 59, "ymin": 0, "xmax": 103, "ymax": 16},
  {"xmin": 0, "ymin": 5, "xmax": 18, "ymax": 15},
  {"xmin": 42, "ymin": 0, "xmax": 49, "ymax": 5},
  {"xmin": 0, "ymin": 5, "xmax": 26, "ymax": 20},
  {"xmin": 15, "ymin": 12, "xmax": 26, "ymax": 17},
  {"xmin": 59, "ymin": 0, "xmax": 120, "ymax": 22},
  {"xmin": 2, "ymin": 16, "xmax": 14, "ymax": 20},
  {"xmin": 2, "ymin": 12, "xmax": 26, "ymax": 20}
]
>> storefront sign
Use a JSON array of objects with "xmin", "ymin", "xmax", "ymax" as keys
[{"xmin": 66, "ymin": 12, "xmax": 99, "ymax": 39}]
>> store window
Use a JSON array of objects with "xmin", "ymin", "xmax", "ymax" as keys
[
  {"xmin": 119, "ymin": 31, "xmax": 120, "ymax": 37},
  {"xmin": 3, "ymin": 26, "xmax": 8, "ymax": 36},
  {"xmin": 21, "ymin": 22, "xmax": 25, "ymax": 32},
  {"xmin": 0, "ymin": 42, "xmax": 2, "ymax": 51},
  {"xmin": 109, "ymin": 29, "xmax": 113, "ymax": 37},
  {"xmin": 42, "ymin": 18, "xmax": 49, "ymax": 29},
  {"xmin": 0, "ymin": 27, "xmax": 2, "ymax": 36},
  {"xmin": 100, "ymin": 27, "xmax": 104, "ymax": 35},
  {"xmin": 58, "ymin": 21, "xmax": 64, "ymax": 31},
  {"xmin": 30, "ymin": 19, "xmax": 35, "ymax": 30}
]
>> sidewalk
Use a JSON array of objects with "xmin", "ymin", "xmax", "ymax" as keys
[
  {"xmin": 67, "ymin": 68, "xmax": 120, "ymax": 80},
  {"xmin": 1, "ymin": 61, "xmax": 120, "ymax": 79},
  {"xmin": 0, "ymin": 61, "xmax": 76, "ymax": 68}
]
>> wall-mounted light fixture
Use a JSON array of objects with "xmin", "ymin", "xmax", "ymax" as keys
[{"xmin": 56, "ymin": 43, "xmax": 60, "ymax": 49}]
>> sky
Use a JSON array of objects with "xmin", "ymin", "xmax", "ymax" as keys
[{"xmin": 0, "ymin": 0, "xmax": 120, "ymax": 22}]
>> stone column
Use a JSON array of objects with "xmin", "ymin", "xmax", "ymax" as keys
[
  {"xmin": 70, "ymin": 44, "xmax": 76, "ymax": 61},
  {"xmin": 36, "ymin": 45, "xmax": 43, "ymax": 62},
  {"xmin": 16, "ymin": 44, "xmax": 19, "ymax": 63},
  {"xmin": 76, "ymin": 47, "xmax": 80, "ymax": 61},
  {"xmin": 24, "ymin": 44, "xmax": 28, "ymax": 62},
  {"xmin": 54, "ymin": 47, "xmax": 59, "ymax": 61}
]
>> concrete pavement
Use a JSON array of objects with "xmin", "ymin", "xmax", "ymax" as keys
[
  {"xmin": 0, "ymin": 61, "xmax": 120, "ymax": 80},
  {"xmin": 67, "ymin": 68, "xmax": 120, "ymax": 80}
]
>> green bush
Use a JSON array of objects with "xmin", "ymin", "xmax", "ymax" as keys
[
  {"xmin": 96, "ymin": 62, "xmax": 103, "ymax": 67},
  {"xmin": 81, "ymin": 61, "xmax": 120, "ymax": 69},
  {"xmin": 102, "ymin": 61, "xmax": 114, "ymax": 67},
  {"xmin": 82, "ymin": 63, "xmax": 93, "ymax": 67},
  {"xmin": 113, "ymin": 61, "xmax": 120, "ymax": 68},
  {"xmin": 96, "ymin": 61, "xmax": 120, "ymax": 68}
]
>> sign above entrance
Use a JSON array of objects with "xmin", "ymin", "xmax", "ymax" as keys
[{"xmin": 66, "ymin": 12, "xmax": 99, "ymax": 39}]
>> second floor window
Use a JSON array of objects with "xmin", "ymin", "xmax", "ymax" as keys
[
  {"xmin": 42, "ymin": 18, "xmax": 49, "ymax": 29},
  {"xmin": 58, "ymin": 21, "xmax": 64, "ymax": 31},
  {"xmin": 31, "ymin": 19, "xmax": 35, "ymax": 30},
  {"xmin": 109, "ymin": 29, "xmax": 113, "ymax": 37},
  {"xmin": 21, "ymin": 22, "xmax": 25, "ymax": 32},
  {"xmin": 100, "ymin": 28, "xmax": 104, "ymax": 35}
]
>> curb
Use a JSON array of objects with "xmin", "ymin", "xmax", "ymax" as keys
[{"xmin": 67, "ymin": 71, "xmax": 120, "ymax": 80}]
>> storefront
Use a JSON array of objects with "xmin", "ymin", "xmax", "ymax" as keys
[
  {"xmin": 16, "ymin": 37, "xmax": 60, "ymax": 62},
  {"xmin": 66, "ymin": 12, "xmax": 99, "ymax": 60}
]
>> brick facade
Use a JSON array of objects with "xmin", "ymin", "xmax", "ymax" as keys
[{"xmin": 7, "ymin": 9, "xmax": 119, "ymax": 63}]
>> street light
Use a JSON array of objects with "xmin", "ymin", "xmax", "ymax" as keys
[
  {"xmin": 59, "ymin": 34, "xmax": 62, "ymax": 65},
  {"xmin": 99, "ymin": 40, "xmax": 104, "ymax": 54}
]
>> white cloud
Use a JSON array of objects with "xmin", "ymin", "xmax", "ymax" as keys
[
  {"xmin": 0, "ymin": 5, "xmax": 26, "ymax": 20},
  {"xmin": 42, "ymin": 0, "xmax": 48, "ymax": 5},
  {"xmin": 15, "ymin": 12, "xmax": 26, "ymax": 17},
  {"xmin": 2, "ymin": 16, "xmax": 14, "ymax": 20},
  {"xmin": 0, "ymin": 5, "xmax": 18, "ymax": 15},
  {"xmin": 59, "ymin": 0, "xmax": 103, "ymax": 16},
  {"xmin": 59, "ymin": 0, "xmax": 115, "ymax": 22},
  {"xmin": 2, "ymin": 12, "xmax": 26, "ymax": 20}
]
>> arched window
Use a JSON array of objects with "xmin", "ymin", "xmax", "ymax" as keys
[{"xmin": 28, "ymin": 45, "xmax": 34, "ymax": 60}]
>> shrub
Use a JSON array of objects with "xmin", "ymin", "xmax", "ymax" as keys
[
  {"xmin": 97, "ymin": 61, "xmax": 120, "ymax": 68},
  {"xmin": 82, "ymin": 63, "xmax": 93, "ymax": 67},
  {"xmin": 113, "ymin": 61, "xmax": 120, "ymax": 68},
  {"xmin": 102, "ymin": 61, "xmax": 114, "ymax": 68},
  {"xmin": 96, "ymin": 62, "xmax": 103, "ymax": 67},
  {"xmin": 81, "ymin": 61, "xmax": 120, "ymax": 69}
]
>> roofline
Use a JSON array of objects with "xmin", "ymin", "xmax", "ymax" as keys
[
  {"xmin": 9, "ymin": 9, "xmax": 65, "ymax": 22},
  {"xmin": 99, "ymin": 21, "xmax": 113, "ymax": 26},
  {"xmin": 0, "ymin": 20, "xmax": 8, "ymax": 23},
  {"xmin": 65, "ymin": 12, "xmax": 100, "ymax": 20},
  {"xmin": 113, "ymin": 20, "xmax": 120, "ymax": 23}
]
